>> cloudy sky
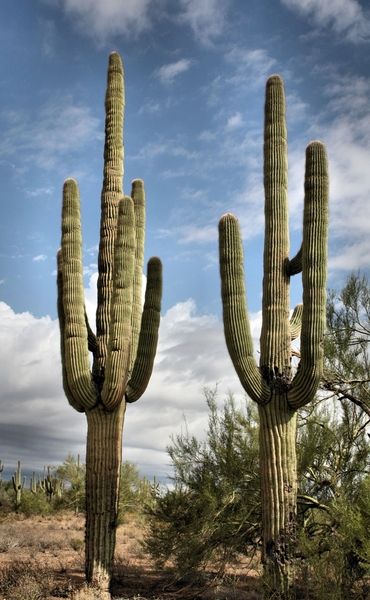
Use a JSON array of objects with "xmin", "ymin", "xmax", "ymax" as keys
[{"xmin": 1, "ymin": 0, "xmax": 370, "ymax": 482}]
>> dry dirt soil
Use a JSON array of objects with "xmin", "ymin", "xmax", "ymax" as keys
[{"xmin": 0, "ymin": 512, "xmax": 263, "ymax": 600}]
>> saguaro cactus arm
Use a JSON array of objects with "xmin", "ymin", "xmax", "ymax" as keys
[
  {"xmin": 126, "ymin": 256, "xmax": 163, "ymax": 404},
  {"xmin": 219, "ymin": 213, "xmax": 270, "ymax": 405},
  {"xmin": 57, "ymin": 250, "xmax": 81, "ymax": 412},
  {"xmin": 288, "ymin": 141, "xmax": 329, "ymax": 409},
  {"xmin": 101, "ymin": 195, "xmax": 136, "ymax": 411},
  {"xmin": 59, "ymin": 179, "xmax": 96, "ymax": 410},
  {"xmin": 290, "ymin": 303, "xmax": 303, "ymax": 341},
  {"xmin": 130, "ymin": 179, "xmax": 146, "ymax": 370},
  {"xmin": 286, "ymin": 245, "xmax": 302, "ymax": 276}
]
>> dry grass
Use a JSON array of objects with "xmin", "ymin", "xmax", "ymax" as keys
[{"xmin": 0, "ymin": 512, "xmax": 263, "ymax": 600}]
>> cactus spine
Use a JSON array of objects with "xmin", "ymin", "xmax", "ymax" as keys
[
  {"xmin": 219, "ymin": 75, "xmax": 329, "ymax": 598},
  {"xmin": 57, "ymin": 52, "xmax": 162, "ymax": 594}
]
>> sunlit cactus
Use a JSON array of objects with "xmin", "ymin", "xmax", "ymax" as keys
[
  {"xmin": 219, "ymin": 75, "xmax": 329, "ymax": 598},
  {"xmin": 57, "ymin": 52, "xmax": 162, "ymax": 595}
]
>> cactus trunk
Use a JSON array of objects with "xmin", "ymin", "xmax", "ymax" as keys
[
  {"xmin": 218, "ymin": 74, "xmax": 328, "ymax": 598},
  {"xmin": 259, "ymin": 398, "xmax": 297, "ymax": 596},
  {"xmin": 85, "ymin": 405, "xmax": 125, "ymax": 589},
  {"xmin": 57, "ymin": 53, "xmax": 162, "ymax": 595}
]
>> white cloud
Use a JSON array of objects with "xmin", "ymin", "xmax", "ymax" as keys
[
  {"xmin": 0, "ymin": 95, "xmax": 101, "ymax": 170},
  {"xmin": 281, "ymin": 0, "xmax": 370, "ymax": 42},
  {"xmin": 138, "ymin": 99, "xmax": 161, "ymax": 114},
  {"xmin": 25, "ymin": 187, "xmax": 54, "ymax": 197},
  {"xmin": 225, "ymin": 48, "xmax": 277, "ymax": 89},
  {"xmin": 226, "ymin": 112, "xmax": 244, "ymax": 129},
  {"xmin": 154, "ymin": 59, "xmax": 192, "ymax": 85},
  {"xmin": 0, "ymin": 302, "xmax": 86, "ymax": 472},
  {"xmin": 50, "ymin": 0, "xmax": 153, "ymax": 41},
  {"xmin": 178, "ymin": 0, "xmax": 228, "ymax": 45},
  {"xmin": 33, "ymin": 254, "xmax": 48, "ymax": 262},
  {"xmin": 38, "ymin": 17, "xmax": 57, "ymax": 57},
  {"xmin": 157, "ymin": 224, "xmax": 217, "ymax": 244},
  {"xmin": 0, "ymin": 289, "xmax": 265, "ymax": 479}
]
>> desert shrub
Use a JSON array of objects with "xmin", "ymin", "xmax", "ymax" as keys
[
  {"xmin": 142, "ymin": 387, "xmax": 261, "ymax": 579},
  {"xmin": 70, "ymin": 536, "xmax": 85, "ymax": 552},
  {"xmin": 54, "ymin": 454, "xmax": 85, "ymax": 513},
  {"xmin": 18, "ymin": 490, "xmax": 51, "ymax": 516},
  {"xmin": 0, "ymin": 482, "xmax": 13, "ymax": 517},
  {"xmin": 296, "ymin": 396, "xmax": 370, "ymax": 597},
  {"xmin": 0, "ymin": 559, "xmax": 55, "ymax": 600},
  {"xmin": 297, "ymin": 493, "xmax": 370, "ymax": 599},
  {"xmin": 118, "ymin": 460, "xmax": 154, "ymax": 525}
]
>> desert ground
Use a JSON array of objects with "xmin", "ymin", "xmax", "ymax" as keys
[{"xmin": 0, "ymin": 512, "xmax": 263, "ymax": 600}]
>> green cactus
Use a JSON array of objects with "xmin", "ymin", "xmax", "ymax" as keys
[
  {"xmin": 57, "ymin": 52, "xmax": 162, "ymax": 593},
  {"xmin": 12, "ymin": 460, "xmax": 26, "ymax": 508},
  {"xmin": 30, "ymin": 471, "xmax": 37, "ymax": 494},
  {"xmin": 218, "ymin": 75, "xmax": 329, "ymax": 598}
]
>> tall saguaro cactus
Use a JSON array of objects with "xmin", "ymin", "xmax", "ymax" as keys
[
  {"xmin": 57, "ymin": 52, "xmax": 162, "ymax": 594},
  {"xmin": 219, "ymin": 75, "xmax": 329, "ymax": 597}
]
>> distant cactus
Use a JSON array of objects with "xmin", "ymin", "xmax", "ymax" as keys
[
  {"xmin": 12, "ymin": 460, "xmax": 26, "ymax": 508},
  {"xmin": 219, "ymin": 75, "xmax": 329, "ymax": 597},
  {"xmin": 57, "ymin": 52, "xmax": 162, "ymax": 594},
  {"xmin": 30, "ymin": 471, "xmax": 37, "ymax": 494},
  {"xmin": 40, "ymin": 466, "xmax": 63, "ymax": 502}
]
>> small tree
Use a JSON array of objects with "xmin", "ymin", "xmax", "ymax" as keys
[
  {"xmin": 296, "ymin": 397, "xmax": 370, "ymax": 597},
  {"xmin": 323, "ymin": 272, "xmax": 370, "ymax": 417},
  {"xmin": 143, "ymin": 387, "xmax": 261, "ymax": 580},
  {"xmin": 118, "ymin": 461, "xmax": 152, "ymax": 522},
  {"xmin": 55, "ymin": 454, "xmax": 85, "ymax": 514}
]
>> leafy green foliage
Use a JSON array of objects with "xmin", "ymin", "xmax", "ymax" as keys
[
  {"xmin": 323, "ymin": 272, "xmax": 370, "ymax": 416},
  {"xmin": 54, "ymin": 454, "xmax": 85, "ymax": 513},
  {"xmin": 18, "ymin": 489, "xmax": 51, "ymax": 516},
  {"xmin": 142, "ymin": 387, "xmax": 261, "ymax": 579},
  {"xmin": 296, "ymin": 399, "xmax": 370, "ymax": 597},
  {"xmin": 117, "ymin": 461, "xmax": 153, "ymax": 524},
  {"xmin": 294, "ymin": 272, "xmax": 370, "ymax": 597}
]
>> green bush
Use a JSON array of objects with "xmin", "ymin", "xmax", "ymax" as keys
[
  {"xmin": 18, "ymin": 490, "xmax": 51, "ymax": 516},
  {"xmin": 118, "ymin": 461, "xmax": 153, "ymax": 524},
  {"xmin": 142, "ymin": 387, "xmax": 261, "ymax": 579}
]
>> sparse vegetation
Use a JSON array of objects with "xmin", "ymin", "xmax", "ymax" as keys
[{"xmin": 1, "ymin": 276, "xmax": 370, "ymax": 599}]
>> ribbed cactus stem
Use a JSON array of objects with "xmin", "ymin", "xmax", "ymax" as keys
[
  {"xmin": 60, "ymin": 179, "xmax": 95, "ymax": 410},
  {"xmin": 30, "ymin": 471, "xmax": 37, "ymax": 494},
  {"xmin": 288, "ymin": 141, "xmax": 329, "ymax": 409},
  {"xmin": 12, "ymin": 460, "xmax": 25, "ymax": 508},
  {"xmin": 126, "ymin": 256, "xmax": 163, "ymax": 403},
  {"xmin": 130, "ymin": 179, "xmax": 146, "ymax": 370},
  {"xmin": 261, "ymin": 75, "xmax": 291, "ymax": 385},
  {"xmin": 57, "ymin": 52, "xmax": 162, "ymax": 594},
  {"xmin": 218, "ymin": 74, "xmax": 329, "ymax": 598},
  {"xmin": 219, "ymin": 214, "xmax": 270, "ymax": 405},
  {"xmin": 95, "ymin": 52, "xmax": 125, "ymax": 381}
]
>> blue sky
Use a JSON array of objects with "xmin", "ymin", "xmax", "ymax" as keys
[{"xmin": 1, "ymin": 0, "xmax": 370, "ymax": 481}]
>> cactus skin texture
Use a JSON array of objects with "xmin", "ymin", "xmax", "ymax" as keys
[
  {"xmin": 57, "ymin": 52, "xmax": 162, "ymax": 595},
  {"xmin": 219, "ymin": 75, "xmax": 328, "ymax": 598}
]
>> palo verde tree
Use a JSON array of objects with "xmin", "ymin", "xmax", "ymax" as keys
[
  {"xmin": 323, "ymin": 272, "xmax": 370, "ymax": 415},
  {"xmin": 57, "ymin": 52, "xmax": 162, "ymax": 595},
  {"xmin": 218, "ymin": 75, "xmax": 329, "ymax": 598}
]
